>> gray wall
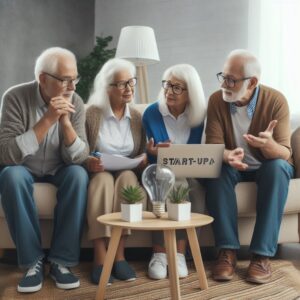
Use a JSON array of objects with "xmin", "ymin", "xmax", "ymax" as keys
[
  {"xmin": 95, "ymin": 0, "xmax": 249, "ymax": 102},
  {"xmin": 0, "ymin": 0, "xmax": 250, "ymax": 103},
  {"xmin": 0, "ymin": 0, "xmax": 95, "ymax": 99}
]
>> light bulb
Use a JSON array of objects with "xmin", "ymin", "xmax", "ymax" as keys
[{"xmin": 142, "ymin": 164, "xmax": 175, "ymax": 218}]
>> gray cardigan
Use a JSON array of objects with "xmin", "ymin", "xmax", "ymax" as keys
[{"xmin": 0, "ymin": 81, "xmax": 89, "ymax": 165}]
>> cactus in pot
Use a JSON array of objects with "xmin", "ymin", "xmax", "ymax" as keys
[
  {"xmin": 121, "ymin": 185, "xmax": 144, "ymax": 204},
  {"xmin": 167, "ymin": 184, "xmax": 191, "ymax": 221},
  {"xmin": 168, "ymin": 184, "xmax": 191, "ymax": 204},
  {"xmin": 121, "ymin": 185, "xmax": 144, "ymax": 222}
]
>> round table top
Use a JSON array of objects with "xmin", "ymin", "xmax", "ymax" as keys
[{"xmin": 97, "ymin": 211, "xmax": 213, "ymax": 230}]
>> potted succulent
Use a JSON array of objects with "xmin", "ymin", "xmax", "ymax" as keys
[
  {"xmin": 167, "ymin": 184, "xmax": 191, "ymax": 221},
  {"xmin": 121, "ymin": 185, "xmax": 144, "ymax": 222}
]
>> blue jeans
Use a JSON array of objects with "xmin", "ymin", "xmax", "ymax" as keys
[
  {"xmin": 204, "ymin": 159, "xmax": 294, "ymax": 257},
  {"xmin": 0, "ymin": 165, "xmax": 88, "ymax": 268}
]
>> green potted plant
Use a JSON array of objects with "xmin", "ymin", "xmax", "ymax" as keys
[
  {"xmin": 167, "ymin": 184, "xmax": 191, "ymax": 221},
  {"xmin": 121, "ymin": 185, "xmax": 144, "ymax": 222},
  {"xmin": 76, "ymin": 36, "xmax": 116, "ymax": 102}
]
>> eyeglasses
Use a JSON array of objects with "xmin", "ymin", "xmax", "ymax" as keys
[
  {"xmin": 162, "ymin": 80, "xmax": 187, "ymax": 95},
  {"xmin": 216, "ymin": 72, "xmax": 251, "ymax": 88},
  {"xmin": 43, "ymin": 72, "xmax": 80, "ymax": 87},
  {"xmin": 109, "ymin": 77, "xmax": 137, "ymax": 90}
]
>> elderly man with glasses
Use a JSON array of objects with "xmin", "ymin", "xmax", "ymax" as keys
[
  {"xmin": 204, "ymin": 49, "xmax": 294, "ymax": 284},
  {"xmin": 0, "ymin": 47, "xmax": 89, "ymax": 293}
]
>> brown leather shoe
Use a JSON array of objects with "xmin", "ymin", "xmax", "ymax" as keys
[
  {"xmin": 246, "ymin": 255, "xmax": 272, "ymax": 284},
  {"xmin": 212, "ymin": 249, "xmax": 237, "ymax": 281}
]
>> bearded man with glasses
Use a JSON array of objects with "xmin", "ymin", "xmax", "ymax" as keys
[
  {"xmin": 204, "ymin": 49, "xmax": 294, "ymax": 284},
  {"xmin": 0, "ymin": 47, "xmax": 89, "ymax": 293}
]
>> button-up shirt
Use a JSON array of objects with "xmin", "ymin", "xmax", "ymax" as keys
[
  {"xmin": 230, "ymin": 87, "xmax": 261, "ymax": 170},
  {"xmin": 230, "ymin": 86, "xmax": 259, "ymax": 119}
]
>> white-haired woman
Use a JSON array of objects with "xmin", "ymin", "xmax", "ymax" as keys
[
  {"xmin": 142, "ymin": 64, "xmax": 207, "ymax": 280},
  {"xmin": 85, "ymin": 58, "xmax": 147, "ymax": 285}
]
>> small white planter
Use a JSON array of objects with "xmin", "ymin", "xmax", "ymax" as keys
[
  {"xmin": 167, "ymin": 201, "xmax": 191, "ymax": 221},
  {"xmin": 121, "ymin": 203, "xmax": 143, "ymax": 222}
]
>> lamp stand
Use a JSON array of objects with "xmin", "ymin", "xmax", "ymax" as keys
[{"xmin": 137, "ymin": 65, "xmax": 150, "ymax": 104}]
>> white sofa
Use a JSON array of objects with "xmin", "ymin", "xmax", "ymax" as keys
[{"xmin": 1, "ymin": 105, "xmax": 300, "ymax": 250}]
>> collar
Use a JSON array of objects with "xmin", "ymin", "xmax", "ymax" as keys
[
  {"xmin": 230, "ymin": 86, "xmax": 260, "ymax": 119},
  {"xmin": 158, "ymin": 101, "xmax": 189, "ymax": 119},
  {"xmin": 104, "ymin": 103, "xmax": 131, "ymax": 120}
]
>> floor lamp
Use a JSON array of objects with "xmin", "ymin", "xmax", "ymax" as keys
[{"xmin": 115, "ymin": 26, "xmax": 160, "ymax": 104}]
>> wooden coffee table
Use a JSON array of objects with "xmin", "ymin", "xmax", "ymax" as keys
[{"xmin": 95, "ymin": 211, "xmax": 213, "ymax": 300}]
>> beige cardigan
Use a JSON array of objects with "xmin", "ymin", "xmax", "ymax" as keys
[{"xmin": 85, "ymin": 105, "xmax": 146, "ymax": 159}]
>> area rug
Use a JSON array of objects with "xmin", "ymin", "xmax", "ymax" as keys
[{"xmin": 1, "ymin": 260, "xmax": 300, "ymax": 299}]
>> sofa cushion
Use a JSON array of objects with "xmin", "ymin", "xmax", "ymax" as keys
[
  {"xmin": 0, "ymin": 183, "xmax": 57, "ymax": 219},
  {"xmin": 235, "ymin": 178, "xmax": 300, "ymax": 216},
  {"xmin": 1, "ymin": 179, "xmax": 299, "ymax": 220},
  {"xmin": 291, "ymin": 127, "xmax": 300, "ymax": 178}
]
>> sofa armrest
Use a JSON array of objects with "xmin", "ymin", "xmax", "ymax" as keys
[{"xmin": 291, "ymin": 127, "xmax": 300, "ymax": 178}]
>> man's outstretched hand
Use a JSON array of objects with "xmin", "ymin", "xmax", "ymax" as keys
[{"xmin": 243, "ymin": 120, "xmax": 277, "ymax": 149}]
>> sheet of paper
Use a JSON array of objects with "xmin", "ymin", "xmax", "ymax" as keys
[{"xmin": 101, "ymin": 153, "xmax": 145, "ymax": 171}]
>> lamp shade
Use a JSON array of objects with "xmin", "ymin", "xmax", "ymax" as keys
[{"xmin": 116, "ymin": 26, "xmax": 160, "ymax": 66}]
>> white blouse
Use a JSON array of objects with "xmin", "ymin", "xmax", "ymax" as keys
[
  {"xmin": 96, "ymin": 104, "xmax": 134, "ymax": 156},
  {"xmin": 159, "ymin": 102, "xmax": 191, "ymax": 144}
]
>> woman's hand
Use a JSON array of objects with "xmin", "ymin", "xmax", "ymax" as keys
[
  {"xmin": 136, "ymin": 153, "xmax": 148, "ymax": 170},
  {"xmin": 87, "ymin": 156, "xmax": 104, "ymax": 173},
  {"xmin": 146, "ymin": 138, "xmax": 171, "ymax": 156}
]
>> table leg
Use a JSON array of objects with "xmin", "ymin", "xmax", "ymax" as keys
[
  {"xmin": 95, "ymin": 227, "xmax": 123, "ymax": 300},
  {"xmin": 186, "ymin": 227, "xmax": 208, "ymax": 290},
  {"xmin": 164, "ymin": 229, "xmax": 181, "ymax": 300}
]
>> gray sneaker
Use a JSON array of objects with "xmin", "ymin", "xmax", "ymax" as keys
[
  {"xmin": 49, "ymin": 263, "xmax": 80, "ymax": 289},
  {"xmin": 17, "ymin": 259, "xmax": 44, "ymax": 293}
]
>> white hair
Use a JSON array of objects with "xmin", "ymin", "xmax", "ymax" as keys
[
  {"xmin": 158, "ymin": 64, "xmax": 207, "ymax": 127},
  {"xmin": 227, "ymin": 49, "xmax": 261, "ymax": 81},
  {"xmin": 87, "ymin": 58, "xmax": 136, "ymax": 108},
  {"xmin": 34, "ymin": 47, "xmax": 76, "ymax": 82}
]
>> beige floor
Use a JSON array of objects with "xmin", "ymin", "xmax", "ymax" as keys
[
  {"xmin": 0, "ymin": 244, "xmax": 299, "ymax": 300},
  {"xmin": 1, "ymin": 254, "xmax": 300, "ymax": 300}
]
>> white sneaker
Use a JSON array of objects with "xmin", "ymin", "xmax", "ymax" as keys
[
  {"xmin": 177, "ymin": 253, "xmax": 188, "ymax": 278},
  {"xmin": 148, "ymin": 253, "xmax": 167, "ymax": 279}
]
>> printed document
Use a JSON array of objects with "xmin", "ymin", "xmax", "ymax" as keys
[{"xmin": 101, "ymin": 153, "xmax": 144, "ymax": 171}]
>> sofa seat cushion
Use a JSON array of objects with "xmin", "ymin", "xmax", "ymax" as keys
[
  {"xmin": 1, "ymin": 178, "xmax": 299, "ymax": 220},
  {"xmin": 0, "ymin": 183, "xmax": 57, "ymax": 219},
  {"xmin": 292, "ymin": 127, "xmax": 300, "ymax": 178},
  {"xmin": 235, "ymin": 178, "xmax": 300, "ymax": 216}
]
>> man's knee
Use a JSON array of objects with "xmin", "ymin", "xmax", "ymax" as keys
[
  {"xmin": 63, "ymin": 165, "xmax": 89, "ymax": 187},
  {"xmin": 260, "ymin": 159, "xmax": 291, "ymax": 174},
  {"xmin": 0, "ymin": 166, "xmax": 33, "ymax": 189}
]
